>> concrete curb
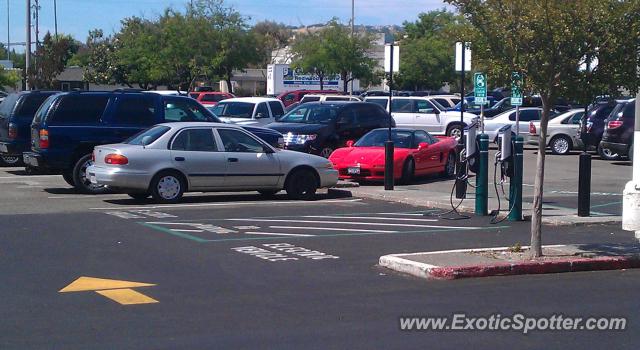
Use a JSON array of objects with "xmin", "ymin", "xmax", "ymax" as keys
[{"xmin": 379, "ymin": 247, "xmax": 640, "ymax": 280}]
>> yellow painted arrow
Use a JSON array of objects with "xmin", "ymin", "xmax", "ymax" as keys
[{"xmin": 59, "ymin": 276, "xmax": 158, "ymax": 305}]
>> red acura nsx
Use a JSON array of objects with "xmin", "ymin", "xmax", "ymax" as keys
[{"xmin": 329, "ymin": 128, "xmax": 458, "ymax": 183}]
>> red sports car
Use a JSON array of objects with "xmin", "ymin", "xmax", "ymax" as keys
[{"xmin": 329, "ymin": 128, "xmax": 458, "ymax": 183}]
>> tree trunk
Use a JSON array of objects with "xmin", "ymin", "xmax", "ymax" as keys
[
  {"xmin": 319, "ymin": 75, "xmax": 324, "ymax": 90},
  {"xmin": 529, "ymin": 94, "xmax": 552, "ymax": 258},
  {"xmin": 342, "ymin": 72, "xmax": 349, "ymax": 94}
]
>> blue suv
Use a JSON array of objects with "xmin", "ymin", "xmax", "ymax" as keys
[
  {"xmin": 23, "ymin": 91, "xmax": 283, "ymax": 193},
  {"xmin": 0, "ymin": 91, "xmax": 59, "ymax": 166}
]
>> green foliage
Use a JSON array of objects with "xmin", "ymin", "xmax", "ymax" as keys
[
  {"xmin": 290, "ymin": 19, "xmax": 375, "ymax": 92},
  {"xmin": 81, "ymin": 0, "xmax": 260, "ymax": 90},
  {"xmin": 251, "ymin": 21, "xmax": 292, "ymax": 67},
  {"xmin": 446, "ymin": 0, "xmax": 640, "ymax": 257},
  {"xmin": 0, "ymin": 67, "xmax": 21, "ymax": 91},
  {"xmin": 396, "ymin": 10, "xmax": 468, "ymax": 91},
  {"xmin": 29, "ymin": 32, "xmax": 80, "ymax": 89}
]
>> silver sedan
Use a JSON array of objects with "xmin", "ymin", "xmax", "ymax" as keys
[{"xmin": 86, "ymin": 122, "xmax": 338, "ymax": 203}]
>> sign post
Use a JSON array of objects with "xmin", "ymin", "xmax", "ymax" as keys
[
  {"xmin": 473, "ymin": 72, "xmax": 488, "ymax": 216},
  {"xmin": 384, "ymin": 43, "xmax": 399, "ymax": 191}
]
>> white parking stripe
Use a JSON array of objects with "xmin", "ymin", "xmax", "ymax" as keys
[
  {"xmin": 377, "ymin": 212, "xmax": 428, "ymax": 216},
  {"xmin": 245, "ymin": 232, "xmax": 316, "ymax": 237},
  {"xmin": 269, "ymin": 226, "xmax": 396, "ymax": 233},
  {"xmin": 227, "ymin": 218, "xmax": 480, "ymax": 229},
  {"xmin": 303, "ymin": 215, "xmax": 437, "ymax": 222},
  {"xmin": 90, "ymin": 198, "xmax": 363, "ymax": 210},
  {"xmin": 0, "ymin": 175, "xmax": 60, "ymax": 179},
  {"xmin": 173, "ymin": 229, "xmax": 205, "ymax": 232}
]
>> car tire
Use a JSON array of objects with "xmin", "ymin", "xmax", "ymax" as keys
[
  {"xmin": 0, "ymin": 155, "xmax": 22, "ymax": 167},
  {"xmin": 150, "ymin": 171, "xmax": 186, "ymax": 203},
  {"xmin": 258, "ymin": 189, "xmax": 280, "ymax": 197},
  {"xmin": 72, "ymin": 154, "xmax": 110, "ymax": 194},
  {"xmin": 446, "ymin": 124, "xmax": 464, "ymax": 141},
  {"xmin": 400, "ymin": 158, "xmax": 415, "ymax": 185},
  {"xmin": 549, "ymin": 135, "xmax": 572, "ymax": 155},
  {"xmin": 597, "ymin": 143, "xmax": 620, "ymax": 161},
  {"xmin": 285, "ymin": 168, "xmax": 318, "ymax": 200},
  {"xmin": 442, "ymin": 152, "xmax": 456, "ymax": 178},
  {"xmin": 62, "ymin": 170, "xmax": 75, "ymax": 187},
  {"xmin": 127, "ymin": 193, "xmax": 150, "ymax": 201}
]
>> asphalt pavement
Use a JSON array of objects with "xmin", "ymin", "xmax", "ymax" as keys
[{"xmin": 1, "ymin": 166, "xmax": 639, "ymax": 349}]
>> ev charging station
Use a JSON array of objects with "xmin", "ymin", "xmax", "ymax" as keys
[{"xmin": 448, "ymin": 71, "xmax": 523, "ymax": 223}]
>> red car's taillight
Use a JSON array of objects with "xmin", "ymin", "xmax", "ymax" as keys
[
  {"xmin": 105, "ymin": 154, "xmax": 128, "ymax": 165},
  {"xmin": 39, "ymin": 129, "xmax": 49, "ymax": 149},
  {"xmin": 607, "ymin": 120, "xmax": 623, "ymax": 129},
  {"xmin": 8, "ymin": 123, "xmax": 17, "ymax": 139},
  {"xmin": 529, "ymin": 122, "xmax": 537, "ymax": 135}
]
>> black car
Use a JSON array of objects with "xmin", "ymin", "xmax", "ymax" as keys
[
  {"xmin": 266, "ymin": 102, "xmax": 395, "ymax": 158},
  {"xmin": 579, "ymin": 101, "xmax": 616, "ymax": 154},
  {"xmin": 0, "ymin": 90, "xmax": 59, "ymax": 166},
  {"xmin": 600, "ymin": 98, "xmax": 635, "ymax": 161},
  {"xmin": 23, "ymin": 90, "xmax": 282, "ymax": 193}
]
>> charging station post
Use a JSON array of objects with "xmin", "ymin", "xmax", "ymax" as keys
[
  {"xmin": 508, "ymin": 135, "xmax": 524, "ymax": 221},
  {"xmin": 476, "ymin": 133, "xmax": 489, "ymax": 216}
]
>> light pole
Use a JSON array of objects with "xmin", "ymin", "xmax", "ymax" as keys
[
  {"xmin": 25, "ymin": 0, "xmax": 31, "ymax": 90},
  {"xmin": 384, "ymin": 40, "xmax": 395, "ymax": 190},
  {"xmin": 6, "ymin": 0, "xmax": 9, "ymax": 60},
  {"xmin": 54, "ymin": 0, "xmax": 58, "ymax": 39},
  {"xmin": 349, "ymin": 0, "xmax": 354, "ymax": 96}
]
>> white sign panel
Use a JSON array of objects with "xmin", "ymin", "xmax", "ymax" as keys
[
  {"xmin": 384, "ymin": 45, "xmax": 400, "ymax": 73},
  {"xmin": 455, "ymin": 42, "xmax": 471, "ymax": 72}
]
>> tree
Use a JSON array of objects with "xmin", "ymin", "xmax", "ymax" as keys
[
  {"xmin": 290, "ymin": 29, "xmax": 333, "ymax": 90},
  {"xmin": 251, "ymin": 21, "xmax": 292, "ymax": 67},
  {"xmin": 114, "ymin": 17, "xmax": 164, "ymax": 89},
  {"xmin": 0, "ymin": 67, "xmax": 20, "ymax": 91},
  {"xmin": 83, "ymin": 29, "xmax": 127, "ymax": 86},
  {"xmin": 396, "ymin": 10, "xmax": 466, "ymax": 91},
  {"xmin": 190, "ymin": 0, "xmax": 261, "ymax": 91},
  {"xmin": 290, "ymin": 19, "xmax": 376, "ymax": 92},
  {"xmin": 446, "ymin": 0, "xmax": 640, "ymax": 257},
  {"xmin": 29, "ymin": 32, "xmax": 80, "ymax": 89}
]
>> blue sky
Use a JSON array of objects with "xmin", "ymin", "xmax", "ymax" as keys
[{"xmin": 1, "ymin": 0, "xmax": 451, "ymax": 51}]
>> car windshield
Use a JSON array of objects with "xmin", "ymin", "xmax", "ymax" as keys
[
  {"xmin": 278, "ymin": 104, "xmax": 340, "ymax": 124},
  {"xmin": 125, "ymin": 125, "xmax": 171, "ymax": 145},
  {"xmin": 428, "ymin": 99, "xmax": 446, "ymax": 111},
  {"xmin": 211, "ymin": 102, "xmax": 255, "ymax": 118},
  {"xmin": 355, "ymin": 130, "xmax": 414, "ymax": 148}
]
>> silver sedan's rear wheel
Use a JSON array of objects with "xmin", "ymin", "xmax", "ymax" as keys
[{"xmin": 150, "ymin": 171, "xmax": 185, "ymax": 203}]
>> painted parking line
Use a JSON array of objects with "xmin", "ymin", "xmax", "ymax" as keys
[
  {"xmin": 0, "ymin": 175, "xmax": 61, "ymax": 180},
  {"xmin": 245, "ymin": 232, "xmax": 316, "ymax": 237},
  {"xmin": 302, "ymin": 215, "xmax": 438, "ymax": 222},
  {"xmin": 89, "ymin": 198, "xmax": 363, "ymax": 210},
  {"xmin": 269, "ymin": 226, "xmax": 397, "ymax": 233},
  {"xmin": 225, "ymin": 218, "xmax": 483, "ymax": 230}
]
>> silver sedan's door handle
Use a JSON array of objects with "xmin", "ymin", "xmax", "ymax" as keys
[
  {"xmin": 174, "ymin": 157, "xmax": 185, "ymax": 161},
  {"xmin": 228, "ymin": 158, "xmax": 239, "ymax": 163}
]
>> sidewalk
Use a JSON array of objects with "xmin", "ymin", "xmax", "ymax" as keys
[{"xmin": 379, "ymin": 243, "xmax": 640, "ymax": 280}]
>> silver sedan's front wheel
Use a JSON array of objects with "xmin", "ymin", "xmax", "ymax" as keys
[{"xmin": 150, "ymin": 171, "xmax": 185, "ymax": 203}]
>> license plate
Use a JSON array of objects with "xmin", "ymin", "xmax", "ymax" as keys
[
  {"xmin": 0, "ymin": 144, "xmax": 7, "ymax": 153},
  {"xmin": 24, "ymin": 155, "xmax": 38, "ymax": 167},
  {"xmin": 347, "ymin": 167, "xmax": 360, "ymax": 175}
]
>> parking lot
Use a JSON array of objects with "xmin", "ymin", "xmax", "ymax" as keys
[{"xmin": 1, "ymin": 149, "xmax": 639, "ymax": 349}]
